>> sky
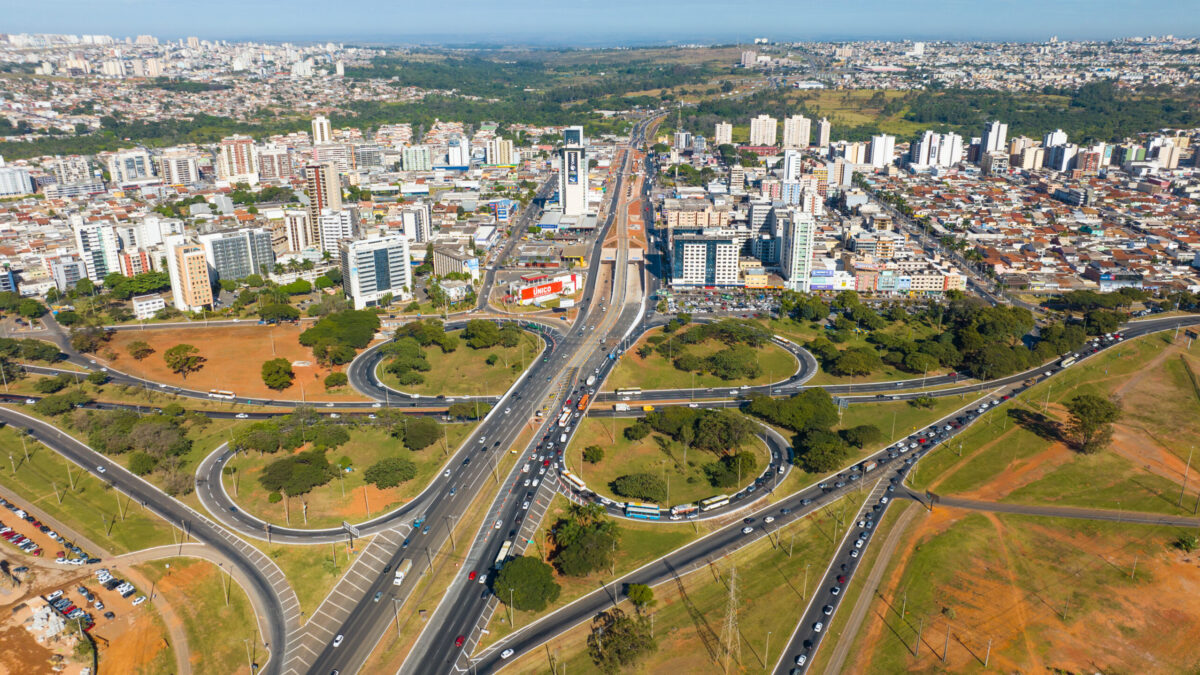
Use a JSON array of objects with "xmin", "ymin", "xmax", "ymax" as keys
[{"xmin": 5, "ymin": 0, "xmax": 1198, "ymax": 45}]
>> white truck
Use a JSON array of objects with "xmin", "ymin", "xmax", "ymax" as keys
[
  {"xmin": 394, "ymin": 559, "xmax": 412, "ymax": 586},
  {"xmin": 613, "ymin": 403, "xmax": 631, "ymax": 412}
]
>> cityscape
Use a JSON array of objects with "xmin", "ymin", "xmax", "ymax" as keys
[{"xmin": 0, "ymin": 12, "xmax": 1199, "ymax": 675}]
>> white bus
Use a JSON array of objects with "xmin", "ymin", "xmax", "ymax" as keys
[
  {"xmin": 208, "ymin": 390, "xmax": 236, "ymax": 400},
  {"xmin": 699, "ymin": 495, "xmax": 730, "ymax": 512},
  {"xmin": 493, "ymin": 540, "xmax": 513, "ymax": 570}
]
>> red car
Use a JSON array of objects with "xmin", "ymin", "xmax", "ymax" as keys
[
  {"xmin": 455, "ymin": 635, "xmax": 465, "ymax": 648},
  {"xmin": 837, "ymin": 575, "xmax": 847, "ymax": 584},
  {"xmin": 542, "ymin": 459, "xmax": 550, "ymax": 467},
  {"xmin": 468, "ymin": 571, "xmax": 477, "ymax": 581}
]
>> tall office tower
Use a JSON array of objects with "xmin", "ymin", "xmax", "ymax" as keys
[
  {"xmin": 199, "ymin": 228, "xmax": 275, "ymax": 282},
  {"xmin": 304, "ymin": 163, "xmax": 342, "ymax": 247},
  {"xmin": 1044, "ymin": 144, "xmax": 1078, "ymax": 173},
  {"xmin": 312, "ymin": 115, "xmax": 332, "ymax": 145},
  {"xmin": 782, "ymin": 150, "xmax": 803, "ymax": 181},
  {"xmin": 714, "ymin": 122, "xmax": 733, "ymax": 146},
  {"xmin": 485, "ymin": 138, "xmax": 515, "ymax": 165},
  {"xmin": 558, "ymin": 126, "xmax": 588, "ymax": 216},
  {"xmin": 935, "ymin": 133, "xmax": 964, "ymax": 167},
  {"xmin": 164, "ymin": 235, "xmax": 213, "ymax": 313},
  {"xmin": 816, "ymin": 118, "xmax": 832, "ymax": 148},
  {"xmin": 869, "ymin": 134, "xmax": 896, "ymax": 169},
  {"xmin": 282, "ymin": 211, "xmax": 310, "ymax": 251},
  {"xmin": 158, "ymin": 150, "xmax": 201, "ymax": 186},
  {"xmin": 781, "ymin": 115, "xmax": 812, "ymax": 149},
  {"xmin": 340, "ymin": 235, "xmax": 412, "ymax": 309},
  {"xmin": 53, "ymin": 155, "xmax": 92, "ymax": 184},
  {"xmin": 1043, "ymin": 129, "xmax": 1069, "ymax": 148},
  {"xmin": 447, "ymin": 136, "xmax": 472, "ymax": 167},
  {"xmin": 670, "ymin": 235, "xmax": 739, "ymax": 287},
  {"xmin": 981, "ymin": 121, "xmax": 1008, "ymax": 155},
  {"xmin": 72, "ymin": 220, "xmax": 121, "ymax": 283},
  {"xmin": 781, "ymin": 211, "xmax": 816, "ymax": 292},
  {"xmin": 748, "ymin": 114, "xmax": 778, "ymax": 146},
  {"xmin": 402, "ymin": 145, "xmax": 433, "ymax": 171},
  {"xmin": 728, "ymin": 165, "xmax": 745, "ymax": 192},
  {"xmin": 911, "ymin": 131, "xmax": 938, "ymax": 166},
  {"xmin": 105, "ymin": 148, "xmax": 155, "ymax": 185},
  {"xmin": 400, "ymin": 202, "xmax": 432, "ymax": 243},
  {"xmin": 257, "ymin": 143, "xmax": 294, "ymax": 181},
  {"xmin": 217, "ymin": 135, "xmax": 259, "ymax": 185},
  {"xmin": 318, "ymin": 208, "xmax": 360, "ymax": 257},
  {"xmin": 673, "ymin": 131, "xmax": 693, "ymax": 149}
]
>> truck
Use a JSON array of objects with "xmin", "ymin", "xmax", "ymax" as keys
[
  {"xmin": 393, "ymin": 559, "xmax": 412, "ymax": 586},
  {"xmin": 585, "ymin": 375, "xmax": 596, "ymax": 387},
  {"xmin": 860, "ymin": 460, "xmax": 878, "ymax": 473},
  {"xmin": 613, "ymin": 403, "xmax": 630, "ymax": 412}
]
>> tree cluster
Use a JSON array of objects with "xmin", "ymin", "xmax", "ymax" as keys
[
  {"xmin": 586, "ymin": 608, "xmax": 658, "ymax": 674},
  {"xmin": 551, "ymin": 503, "xmax": 619, "ymax": 577},
  {"xmin": 299, "ymin": 310, "xmax": 381, "ymax": 365},
  {"xmin": 259, "ymin": 448, "xmax": 337, "ymax": 497},
  {"xmin": 494, "ymin": 556, "xmax": 560, "ymax": 612}
]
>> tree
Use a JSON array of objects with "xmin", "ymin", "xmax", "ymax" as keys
[
  {"xmin": 259, "ymin": 303, "xmax": 301, "ymax": 322},
  {"xmin": 624, "ymin": 421, "xmax": 652, "ymax": 441},
  {"xmin": 554, "ymin": 525, "xmax": 618, "ymax": 577},
  {"xmin": 583, "ymin": 445, "xmax": 604, "ymax": 463},
  {"xmin": 494, "ymin": 556, "xmax": 560, "ymax": 612},
  {"xmin": 586, "ymin": 608, "xmax": 657, "ymax": 674},
  {"xmin": 261, "ymin": 358, "xmax": 295, "ymax": 390},
  {"xmin": 324, "ymin": 372, "xmax": 348, "ymax": 390},
  {"xmin": 626, "ymin": 583, "xmax": 655, "ymax": 610},
  {"xmin": 363, "ymin": 457, "xmax": 417, "ymax": 488},
  {"xmin": 841, "ymin": 424, "xmax": 884, "ymax": 448},
  {"xmin": 34, "ymin": 374, "xmax": 71, "ymax": 393},
  {"xmin": 1065, "ymin": 393, "xmax": 1121, "ymax": 454},
  {"xmin": 55, "ymin": 310, "xmax": 82, "ymax": 326},
  {"xmin": 163, "ymin": 344, "xmax": 205, "ymax": 379},
  {"xmin": 611, "ymin": 473, "xmax": 667, "ymax": 502},
  {"xmin": 128, "ymin": 451, "xmax": 158, "ymax": 476},
  {"xmin": 17, "ymin": 298, "xmax": 47, "ymax": 319},
  {"xmin": 127, "ymin": 340, "xmax": 154, "ymax": 360},
  {"xmin": 70, "ymin": 327, "xmax": 110, "ymax": 353},
  {"xmin": 86, "ymin": 370, "xmax": 108, "ymax": 386},
  {"xmin": 401, "ymin": 417, "xmax": 440, "ymax": 451}
]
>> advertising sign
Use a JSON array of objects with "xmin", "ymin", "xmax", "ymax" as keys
[
  {"xmin": 520, "ymin": 280, "xmax": 564, "ymax": 301},
  {"xmin": 567, "ymin": 152, "xmax": 579, "ymax": 185}
]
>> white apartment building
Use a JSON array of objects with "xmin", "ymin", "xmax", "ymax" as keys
[
  {"xmin": 318, "ymin": 208, "xmax": 360, "ymax": 257},
  {"xmin": 748, "ymin": 114, "xmax": 778, "ymax": 146},
  {"xmin": 340, "ymin": 235, "xmax": 412, "ymax": 309},
  {"xmin": 72, "ymin": 219, "xmax": 121, "ymax": 283},
  {"xmin": 714, "ymin": 122, "xmax": 733, "ymax": 146},
  {"xmin": 781, "ymin": 115, "xmax": 811, "ymax": 149},
  {"xmin": 312, "ymin": 115, "xmax": 332, "ymax": 145},
  {"xmin": 781, "ymin": 211, "xmax": 816, "ymax": 292}
]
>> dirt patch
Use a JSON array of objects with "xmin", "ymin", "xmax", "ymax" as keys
[
  {"xmin": 102, "ymin": 325, "xmax": 370, "ymax": 402},
  {"xmin": 960, "ymin": 441, "xmax": 1076, "ymax": 502},
  {"xmin": 97, "ymin": 608, "xmax": 169, "ymax": 675}
]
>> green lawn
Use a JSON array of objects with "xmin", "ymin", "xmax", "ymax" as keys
[
  {"xmin": 376, "ymin": 329, "xmax": 541, "ymax": 396},
  {"xmin": 135, "ymin": 558, "xmax": 259, "ymax": 675},
  {"xmin": 605, "ymin": 327, "xmax": 799, "ymax": 392},
  {"xmin": 224, "ymin": 423, "xmax": 477, "ymax": 530},
  {"xmin": 565, "ymin": 416, "xmax": 771, "ymax": 507},
  {"xmin": 0, "ymin": 423, "xmax": 175, "ymax": 554},
  {"xmin": 249, "ymin": 539, "xmax": 358, "ymax": 621}
]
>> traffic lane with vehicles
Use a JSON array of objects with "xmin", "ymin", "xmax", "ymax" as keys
[{"xmin": 0, "ymin": 405, "xmax": 293, "ymax": 675}]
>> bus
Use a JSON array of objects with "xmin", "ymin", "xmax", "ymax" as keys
[
  {"xmin": 699, "ymin": 495, "xmax": 731, "ymax": 512},
  {"xmin": 557, "ymin": 410, "xmax": 572, "ymax": 427},
  {"xmin": 493, "ymin": 540, "xmax": 513, "ymax": 570},
  {"xmin": 670, "ymin": 503, "xmax": 699, "ymax": 518},
  {"xmin": 773, "ymin": 334, "xmax": 792, "ymax": 345},
  {"xmin": 576, "ymin": 394, "xmax": 590, "ymax": 411},
  {"xmin": 1060, "ymin": 355, "xmax": 1077, "ymax": 368},
  {"xmin": 624, "ymin": 503, "xmax": 661, "ymax": 520},
  {"xmin": 393, "ymin": 559, "xmax": 413, "ymax": 586},
  {"xmin": 208, "ymin": 390, "xmax": 236, "ymax": 400},
  {"xmin": 560, "ymin": 469, "xmax": 587, "ymax": 492},
  {"xmin": 615, "ymin": 388, "xmax": 642, "ymax": 397}
]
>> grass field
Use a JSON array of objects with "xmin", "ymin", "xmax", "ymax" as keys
[
  {"xmin": 605, "ymin": 327, "xmax": 799, "ymax": 392},
  {"xmin": 223, "ymin": 423, "xmax": 477, "ymax": 530},
  {"xmin": 908, "ymin": 333, "xmax": 1200, "ymax": 515},
  {"xmin": 839, "ymin": 508, "xmax": 1200, "ymax": 674},
  {"xmin": 376, "ymin": 329, "xmax": 542, "ymax": 397},
  {"xmin": 135, "ymin": 557, "xmax": 259, "ymax": 675},
  {"xmin": 249, "ymin": 538, "xmax": 359, "ymax": 621},
  {"xmin": 502, "ymin": 489, "xmax": 866, "ymax": 674},
  {"xmin": 565, "ymin": 416, "xmax": 772, "ymax": 507},
  {"xmin": 0, "ymin": 423, "xmax": 175, "ymax": 554}
]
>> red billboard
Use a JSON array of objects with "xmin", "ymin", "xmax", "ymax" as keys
[{"xmin": 520, "ymin": 280, "xmax": 564, "ymax": 301}]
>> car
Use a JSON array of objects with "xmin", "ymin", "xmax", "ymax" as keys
[
  {"xmin": 325, "ymin": 403, "xmax": 334, "ymax": 408},
  {"xmin": 494, "ymin": 520, "xmax": 502, "ymax": 529},
  {"xmin": 849, "ymin": 549, "xmax": 859, "ymax": 558},
  {"xmin": 23, "ymin": 398, "xmax": 35, "ymax": 405},
  {"xmin": 454, "ymin": 635, "xmax": 465, "ymax": 648},
  {"xmin": 501, "ymin": 648, "xmax": 515, "ymax": 659},
  {"xmin": 763, "ymin": 516, "xmax": 775, "ymax": 524},
  {"xmin": 468, "ymin": 570, "xmax": 477, "ymax": 581},
  {"xmin": 741, "ymin": 526, "xmax": 754, "ymax": 534},
  {"xmin": 504, "ymin": 408, "xmax": 511, "ymax": 415},
  {"xmin": 235, "ymin": 413, "xmax": 249, "ymax": 419},
  {"xmin": 96, "ymin": 466, "xmax": 106, "ymax": 474},
  {"xmin": 780, "ymin": 507, "xmax": 793, "ymax": 515},
  {"xmin": 795, "ymin": 654, "xmax": 808, "ymax": 666},
  {"xmin": 103, "ymin": 611, "xmax": 115, "ymax": 620},
  {"xmin": 402, "ymin": 538, "xmax": 410, "ymax": 548},
  {"xmin": 813, "ymin": 621, "xmax": 824, "ymax": 633},
  {"xmin": 830, "ymin": 586, "xmax": 840, "ymax": 596},
  {"xmin": 131, "ymin": 595, "xmax": 146, "ymax": 606},
  {"xmin": 880, "ymin": 496, "xmax": 889, "ymax": 504},
  {"xmin": 47, "ymin": 590, "xmax": 63, "ymax": 601},
  {"xmin": 522, "ymin": 501, "xmax": 530, "ymax": 510},
  {"xmin": 837, "ymin": 575, "xmax": 847, "ymax": 584},
  {"xmin": 449, "ymin": 487, "xmax": 456, "ymax": 496},
  {"xmin": 823, "ymin": 604, "xmax": 834, "ymax": 615},
  {"xmin": 332, "ymin": 635, "xmax": 344, "ymax": 648},
  {"xmin": 444, "ymin": 469, "xmax": 451, "ymax": 477},
  {"xmin": 478, "ymin": 573, "xmax": 487, "ymax": 585}
]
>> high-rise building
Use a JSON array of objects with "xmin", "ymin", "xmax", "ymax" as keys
[
  {"xmin": 781, "ymin": 115, "xmax": 811, "ymax": 149},
  {"xmin": 257, "ymin": 143, "xmax": 293, "ymax": 182},
  {"xmin": 559, "ymin": 126, "xmax": 588, "ymax": 216},
  {"xmin": 781, "ymin": 211, "xmax": 816, "ymax": 292},
  {"xmin": 402, "ymin": 145, "xmax": 433, "ymax": 171},
  {"xmin": 911, "ymin": 131, "xmax": 963, "ymax": 168},
  {"xmin": 53, "ymin": 155, "xmax": 92, "ymax": 185},
  {"xmin": 981, "ymin": 121, "xmax": 1008, "ymax": 156},
  {"xmin": 748, "ymin": 114, "xmax": 778, "ymax": 146},
  {"xmin": 1043, "ymin": 129, "xmax": 1069, "ymax": 148},
  {"xmin": 340, "ymin": 235, "xmax": 412, "ymax": 309},
  {"xmin": 740, "ymin": 50, "xmax": 758, "ymax": 68},
  {"xmin": 199, "ymin": 228, "xmax": 275, "ymax": 282},
  {"xmin": 105, "ymin": 148, "xmax": 155, "ymax": 185},
  {"xmin": 400, "ymin": 202, "xmax": 432, "ymax": 243},
  {"xmin": 281, "ymin": 210, "xmax": 310, "ymax": 251},
  {"xmin": 714, "ymin": 122, "xmax": 733, "ymax": 146},
  {"xmin": 312, "ymin": 115, "xmax": 332, "ymax": 145},
  {"xmin": 117, "ymin": 247, "xmax": 153, "ymax": 277},
  {"xmin": 158, "ymin": 149, "xmax": 201, "ymax": 186},
  {"xmin": 318, "ymin": 208, "xmax": 360, "ymax": 257},
  {"xmin": 782, "ymin": 150, "xmax": 803, "ymax": 181},
  {"xmin": 164, "ymin": 235, "xmax": 213, "ymax": 313},
  {"xmin": 72, "ymin": 220, "xmax": 121, "ymax": 283},
  {"xmin": 1044, "ymin": 144, "xmax": 1078, "ymax": 173},
  {"xmin": 304, "ymin": 163, "xmax": 342, "ymax": 247},
  {"xmin": 671, "ymin": 234, "xmax": 739, "ymax": 287},
  {"xmin": 486, "ymin": 138, "xmax": 516, "ymax": 166},
  {"xmin": 48, "ymin": 254, "xmax": 88, "ymax": 292},
  {"xmin": 816, "ymin": 118, "xmax": 832, "ymax": 148},
  {"xmin": 869, "ymin": 135, "xmax": 896, "ymax": 169},
  {"xmin": 728, "ymin": 165, "xmax": 745, "ymax": 192},
  {"xmin": 217, "ymin": 135, "xmax": 259, "ymax": 185},
  {"xmin": 312, "ymin": 143, "xmax": 352, "ymax": 173},
  {"xmin": 447, "ymin": 136, "xmax": 472, "ymax": 168}
]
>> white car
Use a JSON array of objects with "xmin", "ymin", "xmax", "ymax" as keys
[
  {"xmin": 131, "ymin": 595, "xmax": 146, "ymax": 606},
  {"xmin": 741, "ymin": 526, "xmax": 754, "ymax": 534},
  {"xmin": 813, "ymin": 621, "xmax": 823, "ymax": 633},
  {"xmin": 235, "ymin": 413, "xmax": 249, "ymax": 419},
  {"xmin": 763, "ymin": 516, "xmax": 774, "ymax": 524},
  {"xmin": 501, "ymin": 649, "xmax": 514, "ymax": 659},
  {"xmin": 332, "ymin": 634, "xmax": 344, "ymax": 648},
  {"xmin": 372, "ymin": 402, "xmax": 382, "ymax": 408},
  {"xmin": 96, "ymin": 466, "xmax": 106, "ymax": 474}
]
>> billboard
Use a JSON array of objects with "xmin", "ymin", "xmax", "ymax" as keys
[
  {"xmin": 810, "ymin": 283, "xmax": 834, "ymax": 291},
  {"xmin": 520, "ymin": 280, "xmax": 565, "ymax": 301},
  {"xmin": 567, "ymin": 152, "xmax": 579, "ymax": 185},
  {"xmin": 811, "ymin": 269, "xmax": 834, "ymax": 277}
]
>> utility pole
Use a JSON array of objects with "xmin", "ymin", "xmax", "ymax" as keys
[
  {"xmin": 984, "ymin": 638, "xmax": 991, "ymax": 667},
  {"xmin": 1180, "ymin": 446, "xmax": 1194, "ymax": 507},
  {"xmin": 720, "ymin": 565, "xmax": 740, "ymax": 674},
  {"xmin": 943, "ymin": 622, "xmax": 950, "ymax": 662},
  {"xmin": 392, "ymin": 597, "xmax": 402, "ymax": 638}
]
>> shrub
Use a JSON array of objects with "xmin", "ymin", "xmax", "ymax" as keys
[{"xmin": 611, "ymin": 473, "xmax": 667, "ymax": 502}]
